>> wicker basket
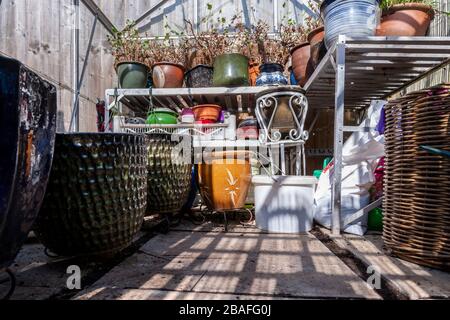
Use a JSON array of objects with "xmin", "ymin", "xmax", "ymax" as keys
[
  {"xmin": 146, "ymin": 134, "xmax": 192, "ymax": 215},
  {"xmin": 383, "ymin": 83, "xmax": 450, "ymax": 270},
  {"xmin": 34, "ymin": 133, "xmax": 148, "ymax": 257}
]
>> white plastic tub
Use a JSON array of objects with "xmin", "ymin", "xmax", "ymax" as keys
[{"xmin": 252, "ymin": 175, "xmax": 318, "ymax": 233}]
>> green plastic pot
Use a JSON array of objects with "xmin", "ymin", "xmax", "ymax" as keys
[
  {"xmin": 146, "ymin": 108, "xmax": 178, "ymax": 125},
  {"xmin": 368, "ymin": 207, "xmax": 383, "ymax": 231},
  {"xmin": 116, "ymin": 62, "xmax": 149, "ymax": 88},
  {"xmin": 213, "ymin": 53, "xmax": 249, "ymax": 87}
]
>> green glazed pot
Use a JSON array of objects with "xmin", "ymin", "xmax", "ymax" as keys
[
  {"xmin": 117, "ymin": 62, "xmax": 149, "ymax": 88},
  {"xmin": 146, "ymin": 108, "xmax": 178, "ymax": 125},
  {"xmin": 147, "ymin": 134, "xmax": 192, "ymax": 216},
  {"xmin": 213, "ymin": 53, "xmax": 249, "ymax": 87},
  {"xmin": 35, "ymin": 133, "xmax": 148, "ymax": 257}
]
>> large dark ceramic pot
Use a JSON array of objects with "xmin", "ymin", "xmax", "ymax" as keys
[
  {"xmin": 0, "ymin": 56, "xmax": 57, "ymax": 270},
  {"xmin": 185, "ymin": 65, "xmax": 214, "ymax": 88},
  {"xmin": 34, "ymin": 133, "xmax": 148, "ymax": 257},
  {"xmin": 146, "ymin": 134, "xmax": 192, "ymax": 216}
]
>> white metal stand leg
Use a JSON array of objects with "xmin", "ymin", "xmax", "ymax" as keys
[{"xmin": 332, "ymin": 35, "xmax": 346, "ymax": 235}]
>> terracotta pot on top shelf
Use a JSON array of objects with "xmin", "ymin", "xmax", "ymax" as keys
[
  {"xmin": 290, "ymin": 42, "xmax": 314, "ymax": 87},
  {"xmin": 152, "ymin": 62, "xmax": 185, "ymax": 88},
  {"xmin": 307, "ymin": 26, "xmax": 327, "ymax": 70},
  {"xmin": 376, "ymin": 3, "xmax": 435, "ymax": 36}
]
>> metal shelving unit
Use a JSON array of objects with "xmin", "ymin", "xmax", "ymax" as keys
[
  {"xmin": 304, "ymin": 36, "xmax": 450, "ymax": 235},
  {"xmin": 105, "ymin": 36, "xmax": 450, "ymax": 235}
]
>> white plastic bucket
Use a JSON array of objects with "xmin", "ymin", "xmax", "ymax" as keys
[{"xmin": 252, "ymin": 175, "xmax": 318, "ymax": 233}]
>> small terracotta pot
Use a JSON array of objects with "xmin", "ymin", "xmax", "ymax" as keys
[
  {"xmin": 290, "ymin": 42, "xmax": 314, "ymax": 87},
  {"xmin": 152, "ymin": 62, "xmax": 185, "ymax": 88},
  {"xmin": 192, "ymin": 104, "xmax": 222, "ymax": 122},
  {"xmin": 198, "ymin": 151, "xmax": 252, "ymax": 211},
  {"xmin": 376, "ymin": 3, "xmax": 435, "ymax": 36}
]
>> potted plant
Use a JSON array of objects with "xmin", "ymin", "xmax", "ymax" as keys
[
  {"xmin": 305, "ymin": 1, "xmax": 326, "ymax": 69},
  {"xmin": 108, "ymin": 20, "xmax": 153, "ymax": 89},
  {"xmin": 246, "ymin": 20, "xmax": 289, "ymax": 86},
  {"xmin": 190, "ymin": 5, "xmax": 250, "ymax": 87},
  {"xmin": 281, "ymin": 22, "xmax": 311, "ymax": 86},
  {"xmin": 151, "ymin": 39, "xmax": 186, "ymax": 88},
  {"xmin": 376, "ymin": 0, "xmax": 444, "ymax": 36}
]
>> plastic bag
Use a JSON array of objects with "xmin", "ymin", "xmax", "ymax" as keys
[{"xmin": 313, "ymin": 100, "xmax": 386, "ymax": 235}]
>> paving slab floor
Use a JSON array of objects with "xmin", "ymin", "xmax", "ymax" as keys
[{"xmin": 74, "ymin": 221, "xmax": 381, "ymax": 300}]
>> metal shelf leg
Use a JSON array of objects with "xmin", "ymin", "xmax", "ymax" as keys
[{"xmin": 332, "ymin": 35, "xmax": 346, "ymax": 235}]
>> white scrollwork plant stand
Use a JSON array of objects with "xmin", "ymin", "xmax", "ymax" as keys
[{"xmin": 255, "ymin": 88, "xmax": 309, "ymax": 176}]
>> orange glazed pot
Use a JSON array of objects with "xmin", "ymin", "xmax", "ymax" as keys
[
  {"xmin": 192, "ymin": 104, "xmax": 222, "ymax": 122},
  {"xmin": 376, "ymin": 3, "xmax": 435, "ymax": 36},
  {"xmin": 290, "ymin": 42, "xmax": 314, "ymax": 87},
  {"xmin": 152, "ymin": 62, "xmax": 185, "ymax": 88},
  {"xmin": 198, "ymin": 151, "xmax": 252, "ymax": 211}
]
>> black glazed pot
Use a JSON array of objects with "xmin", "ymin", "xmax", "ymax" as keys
[
  {"xmin": 185, "ymin": 65, "xmax": 214, "ymax": 88},
  {"xmin": 0, "ymin": 56, "xmax": 57, "ymax": 270},
  {"xmin": 34, "ymin": 133, "xmax": 148, "ymax": 257},
  {"xmin": 147, "ymin": 134, "xmax": 192, "ymax": 216}
]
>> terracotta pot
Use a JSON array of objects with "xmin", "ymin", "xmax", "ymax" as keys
[
  {"xmin": 249, "ymin": 62, "xmax": 260, "ymax": 86},
  {"xmin": 152, "ymin": 62, "xmax": 185, "ymax": 88},
  {"xmin": 307, "ymin": 26, "xmax": 325, "ymax": 49},
  {"xmin": 308, "ymin": 26, "xmax": 327, "ymax": 69},
  {"xmin": 290, "ymin": 42, "xmax": 314, "ymax": 87},
  {"xmin": 198, "ymin": 151, "xmax": 252, "ymax": 211},
  {"xmin": 192, "ymin": 104, "xmax": 222, "ymax": 122},
  {"xmin": 376, "ymin": 3, "xmax": 435, "ymax": 36}
]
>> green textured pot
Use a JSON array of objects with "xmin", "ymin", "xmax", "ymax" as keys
[
  {"xmin": 146, "ymin": 108, "xmax": 178, "ymax": 125},
  {"xmin": 147, "ymin": 134, "xmax": 192, "ymax": 216},
  {"xmin": 116, "ymin": 62, "xmax": 149, "ymax": 89},
  {"xmin": 35, "ymin": 133, "xmax": 148, "ymax": 257},
  {"xmin": 213, "ymin": 53, "xmax": 249, "ymax": 87}
]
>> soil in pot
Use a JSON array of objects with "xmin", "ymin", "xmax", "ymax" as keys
[
  {"xmin": 117, "ymin": 62, "xmax": 149, "ymax": 89},
  {"xmin": 152, "ymin": 62, "xmax": 185, "ymax": 88},
  {"xmin": 376, "ymin": 3, "xmax": 435, "ymax": 36},
  {"xmin": 0, "ymin": 56, "xmax": 57, "ymax": 269},
  {"xmin": 213, "ymin": 53, "xmax": 250, "ymax": 87},
  {"xmin": 146, "ymin": 134, "xmax": 192, "ymax": 216},
  {"xmin": 34, "ymin": 133, "xmax": 148, "ymax": 257},
  {"xmin": 197, "ymin": 151, "xmax": 252, "ymax": 211},
  {"xmin": 256, "ymin": 63, "xmax": 289, "ymax": 86},
  {"xmin": 290, "ymin": 43, "xmax": 314, "ymax": 87},
  {"xmin": 185, "ymin": 65, "xmax": 214, "ymax": 88}
]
